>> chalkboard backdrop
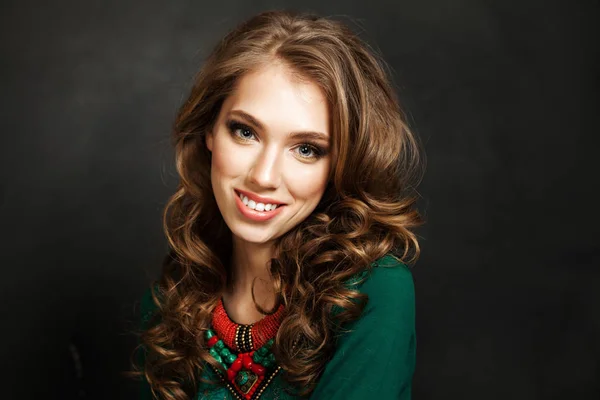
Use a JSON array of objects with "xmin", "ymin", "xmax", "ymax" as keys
[{"xmin": 1, "ymin": 0, "xmax": 598, "ymax": 399}]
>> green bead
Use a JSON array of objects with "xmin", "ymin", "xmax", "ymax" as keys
[
  {"xmin": 257, "ymin": 346, "xmax": 268, "ymax": 356},
  {"xmin": 205, "ymin": 330, "xmax": 215, "ymax": 339},
  {"xmin": 221, "ymin": 348, "xmax": 231, "ymax": 358},
  {"xmin": 220, "ymin": 362, "xmax": 228, "ymax": 370},
  {"xmin": 209, "ymin": 348, "xmax": 223, "ymax": 364},
  {"xmin": 252, "ymin": 353, "xmax": 264, "ymax": 363},
  {"xmin": 267, "ymin": 353, "xmax": 276, "ymax": 363},
  {"xmin": 266, "ymin": 339, "xmax": 274, "ymax": 348},
  {"xmin": 262, "ymin": 359, "xmax": 273, "ymax": 368},
  {"xmin": 214, "ymin": 340, "xmax": 224, "ymax": 350},
  {"xmin": 236, "ymin": 371, "xmax": 249, "ymax": 385},
  {"xmin": 226, "ymin": 353, "xmax": 237, "ymax": 364}
]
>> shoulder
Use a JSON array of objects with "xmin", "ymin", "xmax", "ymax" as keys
[
  {"xmin": 345, "ymin": 253, "xmax": 415, "ymax": 331},
  {"xmin": 361, "ymin": 254, "xmax": 415, "ymax": 307},
  {"xmin": 311, "ymin": 254, "xmax": 416, "ymax": 398},
  {"xmin": 363, "ymin": 253, "xmax": 414, "ymax": 291}
]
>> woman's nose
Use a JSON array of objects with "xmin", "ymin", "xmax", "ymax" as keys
[{"xmin": 247, "ymin": 146, "xmax": 282, "ymax": 189}]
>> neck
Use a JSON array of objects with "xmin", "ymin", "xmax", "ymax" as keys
[
  {"xmin": 230, "ymin": 237, "xmax": 274, "ymax": 290},
  {"xmin": 223, "ymin": 236, "xmax": 277, "ymax": 323}
]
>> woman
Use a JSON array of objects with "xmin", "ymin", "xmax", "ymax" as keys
[{"xmin": 135, "ymin": 10, "xmax": 423, "ymax": 400}]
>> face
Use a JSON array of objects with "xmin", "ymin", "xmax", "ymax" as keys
[{"xmin": 206, "ymin": 63, "xmax": 331, "ymax": 246}]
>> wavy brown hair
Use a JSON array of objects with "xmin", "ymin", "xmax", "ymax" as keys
[{"xmin": 134, "ymin": 10, "xmax": 424, "ymax": 400}]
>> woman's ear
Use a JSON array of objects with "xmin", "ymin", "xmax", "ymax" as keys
[{"xmin": 205, "ymin": 130, "xmax": 214, "ymax": 152}]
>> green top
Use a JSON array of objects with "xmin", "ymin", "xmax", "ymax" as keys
[{"xmin": 139, "ymin": 254, "xmax": 415, "ymax": 399}]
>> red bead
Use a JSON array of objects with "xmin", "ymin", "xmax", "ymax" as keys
[
  {"xmin": 207, "ymin": 336, "xmax": 219, "ymax": 347},
  {"xmin": 231, "ymin": 357, "xmax": 242, "ymax": 372},
  {"xmin": 227, "ymin": 368, "xmax": 236, "ymax": 381},
  {"xmin": 251, "ymin": 363, "xmax": 266, "ymax": 376},
  {"xmin": 243, "ymin": 355, "xmax": 253, "ymax": 370}
]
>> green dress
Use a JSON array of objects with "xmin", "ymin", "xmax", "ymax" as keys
[{"xmin": 139, "ymin": 254, "xmax": 416, "ymax": 399}]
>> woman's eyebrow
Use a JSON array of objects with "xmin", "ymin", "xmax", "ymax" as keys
[
  {"xmin": 228, "ymin": 109, "xmax": 330, "ymax": 143},
  {"xmin": 288, "ymin": 131, "xmax": 330, "ymax": 143}
]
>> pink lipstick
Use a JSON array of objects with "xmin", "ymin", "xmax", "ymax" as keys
[{"xmin": 234, "ymin": 189, "xmax": 286, "ymax": 222}]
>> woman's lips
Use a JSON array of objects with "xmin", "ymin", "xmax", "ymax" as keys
[
  {"xmin": 235, "ymin": 188, "xmax": 285, "ymax": 206},
  {"xmin": 234, "ymin": 190, "xmax": 286, "ymax": 222}
]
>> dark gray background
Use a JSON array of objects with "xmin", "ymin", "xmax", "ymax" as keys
[{"xmin": 1, "ymin": 0, "xmax": 598, "ymax": 399}]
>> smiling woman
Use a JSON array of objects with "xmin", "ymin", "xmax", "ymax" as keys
[
  {"xmin": 207, "ymin": 63, "xmax": 331, "ymax": 248},
  {"xmin": 133, "ymin": 10, "xmax": 424, "ymax": 400}
]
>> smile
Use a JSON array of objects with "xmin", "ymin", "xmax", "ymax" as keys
[
  {"xmin": 234, "ymin": 189, "xmax": 286, "ymax": 222},
  {"xmin": 238, "ymin": 192, "xmax": 279, "ymax": 211}
]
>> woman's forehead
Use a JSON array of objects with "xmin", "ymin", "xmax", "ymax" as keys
[{"xmin": 221, "ymin": 64, "xmax": 330, "ymax": 138}]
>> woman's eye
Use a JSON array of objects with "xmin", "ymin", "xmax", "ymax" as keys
[
  {"xmin": 227, "ymin": 121, "xmax": 256, "ymax": 141},
  {"xmin": 294, "ymin": 144, "xmax": 324, "ymax": 160},
  {"xmin": 237, "ymin": 128, "xmax": 254, "ymax": 139}
]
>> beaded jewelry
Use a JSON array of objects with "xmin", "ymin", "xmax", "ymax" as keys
[
  {"xmin": 206, "ymin": 299, "xmax": 284, "ymax": 399},
  {"xmin": 212, "ymin": 299, "xmax": 284, "ymax": 352}
]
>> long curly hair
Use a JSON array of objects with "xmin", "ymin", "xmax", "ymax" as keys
[{"xmin": 135, "ymin": 10, "xmax": 424, "ymax": 400}]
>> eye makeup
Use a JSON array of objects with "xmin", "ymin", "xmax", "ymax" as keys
[
  {"xmin": 226, "ymin": 120, "xmax": 256, "ymax": 141},
  {"xmin": 224, "ymin": 119, "xmax": 329, "ymax": 161}
]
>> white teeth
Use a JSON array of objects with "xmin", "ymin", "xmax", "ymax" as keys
[{"xmin": 238, "ymin": 192, "xmax": 280, "ymax": 212}]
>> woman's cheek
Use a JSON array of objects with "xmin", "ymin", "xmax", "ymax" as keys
[
  {"xmin": 212, "ymin": 136, "xmax": 247, "ymax": 177},
  {"xmin": 286, "ymin": 161, "xmax": 329, "ymax": 200}
]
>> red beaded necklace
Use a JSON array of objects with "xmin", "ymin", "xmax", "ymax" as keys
[
  {"xmin": 208, "ymin": 299, "xmax": 285, "ymax": 399},
  {"xmin": 212, "ymin": 298, "xmax": 285, "ymax": 352}
]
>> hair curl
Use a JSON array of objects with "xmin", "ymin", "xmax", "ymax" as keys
[{"xmin": 133, "ymin": 10, "xmax": 424, "ymax": 399}]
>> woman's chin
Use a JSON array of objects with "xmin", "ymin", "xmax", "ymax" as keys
[{"xmin": 230, "ymin": 227, "xmax": 278, "ymax": 246}]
